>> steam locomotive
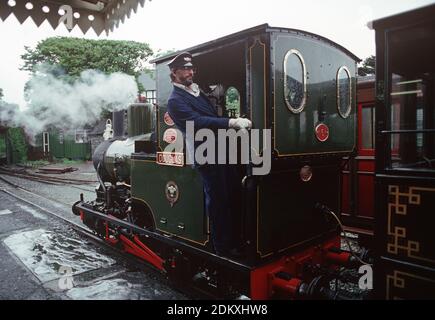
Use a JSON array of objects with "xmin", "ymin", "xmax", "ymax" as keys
[{"xmin": 73, "ymin": 24, "xmax": 365, "ymax": 299}]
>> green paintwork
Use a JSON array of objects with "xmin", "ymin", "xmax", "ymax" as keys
[
  {"xmin": 146, "ymin": 26, "xmax": 358, "ymax": 258},
  {"xmin": 63, "ymin": 138, "xmax": 91, "ymax": 160},
  {"xmin": 250, "ymin": 38, "xmax": 266, "ymax": 153},
  {"xmin": 257, "ymin": 166, "xmax": 339, "ymax": 256},
  {"xmin": 0, "ymin": 133, "xmax": 7, "ymax": 159},
  {"xmin": 272, "ymin": 32, "xmax": 357, "ymax": 156},
  {"xmin": 35, "ymin": 129, "xmax": 91, "ymax": 160},
  {"xmin": 127, "ymin": 103, "xmax": 154, "ymax": 137},
  {"xmin": 131, "ymin": 159, "xmax": 208, "ymax": 245}
]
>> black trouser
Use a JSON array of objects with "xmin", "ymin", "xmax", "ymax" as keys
[{"xmin": 197, "ymin": 164, "xmax": 240, "ymax": 255}]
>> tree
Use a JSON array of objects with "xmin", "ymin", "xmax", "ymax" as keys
[
  {"xmin": 358, "ymin": 55, "xmax": 375, "ymax": 76},
  {"xmin": 21, "ymin": 37, "xmax": 153, "ymax": 92},
  {"xmin": 0, "ymin": 88, "xmax": 3, "ymax": 100},
  {"xmin": 153, "ymin": 48, "xmax": 177, "ymax": 59},
  {"xmin": 8, "ymin": 127, "xmax": 28, "ymax": 163},
  {"xmin": 225, "ymin": 87, "xmax": 240, "ymax": 117}
]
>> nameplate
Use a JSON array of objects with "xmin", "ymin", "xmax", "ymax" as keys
[{"xmin": 156, "ymin": 152, "xmax": 185, "ymax": 167}]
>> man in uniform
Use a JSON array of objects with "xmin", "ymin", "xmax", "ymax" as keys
[{"xmin": 166, "ymin": 52, "xmax": 251, "ymax": 258}]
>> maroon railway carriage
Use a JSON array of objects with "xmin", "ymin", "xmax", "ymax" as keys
[{"xmin": 341, "ymin": 76, "xmax": 376, "ymax": 246}]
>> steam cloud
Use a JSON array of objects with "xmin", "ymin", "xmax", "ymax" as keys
[{"xmin": 0, "ymin": 67, "xmax": 138, "ymax": 139}]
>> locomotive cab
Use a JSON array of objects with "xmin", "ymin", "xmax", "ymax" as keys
[{"xmin": 135, "ymin": 24, "xmax": 359, "ymax": 261}]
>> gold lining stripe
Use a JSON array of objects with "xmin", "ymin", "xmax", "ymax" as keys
[
  {"xmin": 336, "ymin": 66, "xmax": 352, "ymax": 118},
  {"xmin": 272, "ymin": 33, "xmax": 356, "ymax": 157},
  {"xmin": 387, "ymin": 185, "xmax": 435, "ymax": 264},
  {"xmin": 283, "ymin": 49, "xmax": 307, "ymax": 113},
  {"xmin": 157, "ymin": 105, "xmax": 161, "ymax": 151},
  {"xmin": 131, "ymin": 159, "xmax": 156, "ymax": 163},
  {"xmin": 131, "ymin": 164, "xmax": 209, "ymax": 247},
  {"xmin": 155, "ymin": 228, "xmax": 209, "ymax": 246},
  {"xmin": 274, "ymin": 149, "xmax": 353, "ymax": 157},
  {"xmin": 159, "ymin": 215, "xmax": 212, "ymax": 246},
  {"xmin": 386, "ymin": 270, "xmax": 435, "ymax": 299},
  {"xmin": 131, "ymin": 196, "xmax": 157, "ymax": 227},
  {"xmin": 248, "ymin": 38, "xmax": 268, "ymax": 133}
]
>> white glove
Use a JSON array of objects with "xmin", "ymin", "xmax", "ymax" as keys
[{"xmin": 229, "ymin": 118, "xmax": 252, "ymax": 130}]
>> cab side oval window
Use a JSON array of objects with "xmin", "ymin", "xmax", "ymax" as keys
[
  {"xmin": 337, "ymin": 66, "xmax": 352, "ymax": 118},
  {"xmin": 284, "ymin": 49, "xmax": 306, "ymax": 113}
]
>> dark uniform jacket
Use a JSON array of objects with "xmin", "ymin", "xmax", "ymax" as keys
[{"xmin": 167, "ymin": 86, "xmax": 229, "ymax": 166}]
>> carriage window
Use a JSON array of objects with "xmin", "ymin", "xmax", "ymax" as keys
[
  {"xmin": 284, "ymin": 49, "xmax": 306, "ymax": 113},
  {"xmin": 337, "ymin": 66, "xmax": 352, "ymax": 118},
  {"xmin": 225, "ymin": 87, "xmax": 240, "ymax": 118},
  {"xmin": 383, "ymin": 21, "xmax": 435, "ymax": 172},
  {"xmin": 58, "ymin": 130, "xmax": 64, "ymax": 145},
  {"xmin": 361, "ymin": 104, "xmax": 375, "ymax": 150},
  {"xmin": 389, "ymin": 75, "xmax": 434, "ymax": 170},
  {"xmin": 75, "ymin": 129, "xmax": 88, "ymax": 143},
  {"xmin": 145, "ymin": 90, "xmax": 157, "ymax": 104}
]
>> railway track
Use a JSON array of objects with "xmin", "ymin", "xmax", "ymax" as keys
[
  {"xmin": 0, "ymin": 176, "xmax": 138, "ymax": 263},
  {"xmin": 0, "ymin": 182, "xmax": 180, "ymax": 296},
  {"xmin": 0, "ymin": 173, "xmax": 93, "ymax": 210},
  {"xmin": 0, "ymin": 176, "xmax": 207, "ymax": 299},
  {"xmin": 0, "ymin": 167, "xmax": 96, "ymax": 193},
  {"xmin": 0, "ymin": 167, "xmax": 96, "ymax": 185},
  {"xmin": 0, "ymin": 177, "xmax": 144, "ymax": 268}
]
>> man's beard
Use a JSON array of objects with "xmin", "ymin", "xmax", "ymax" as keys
[
  {"xmin": 181, "ymin": 77, "xmax": 193, "ymax": 86},
  {"xmin": 178, "ymin": 73, "xmax": 193, "ymax": 86}
]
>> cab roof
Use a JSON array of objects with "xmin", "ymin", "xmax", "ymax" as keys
[{"xmin": 151, "ymin": 23, "xmax": 361, "ymax": 65}]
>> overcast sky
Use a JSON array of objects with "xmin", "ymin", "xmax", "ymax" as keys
[{"xmin": 1, "ymin": 0, "xmax": 434, "ymax": 107}]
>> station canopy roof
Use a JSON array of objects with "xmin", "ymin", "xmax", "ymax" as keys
[{"xmin": 0, "ymin": 0, "xmax": 148, "ymax": 35}]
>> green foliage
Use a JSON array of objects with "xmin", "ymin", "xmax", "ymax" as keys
[
  {"xmin": 24, "ymin": 160, "xmax": 50, "ymax": 168},
  {"xmin": 8, "ymin": 127, "xmax": 28, "ymax": 163},
  {"xmin": 153, "ymin": 49, "xmax": 177, "ymax": 59},
  {"xmin": 225, "ymin": 87, "xmax": 240, "ymax": 117},
  {"xmin": 21, "ymin": 37, "xmax": 153, "ymax": 75},
  {"xmin": 226, "ymin": 100, "xmax": 240, "ymax": 111},
  {"xmin": 21, "ymin": 37, "xmax": 154, "ymax": 94},
  {"xmin": 226, "ymin": 87, "xmax": 239, "ymax": 104},
  {"xmin": 358, "ymin": 55, "xmax": 375, "ymax": 76},
  {"xmin": 0, "ymin": 134, "xmax": 6, "ymax": 156},
  {"xmin": 53, "ymin": 157, "xmax": 84, "ymax": 165},
  {"xmin": 142, "ymin": 68, "xmax": 156, "ymax": 81}
]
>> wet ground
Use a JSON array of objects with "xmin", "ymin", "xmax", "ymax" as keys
[{"xmin": 0, "ymin": 162, "xmax": 187, "ymax": 300}]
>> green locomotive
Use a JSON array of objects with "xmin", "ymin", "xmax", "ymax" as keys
[{"xmin": 74, "ymin": 24, "xmax": 361, "ymax": 299}]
